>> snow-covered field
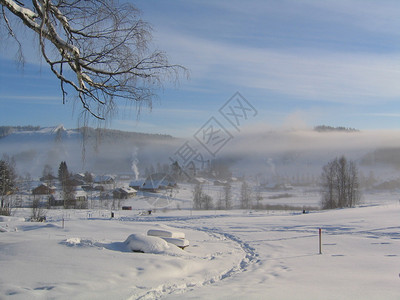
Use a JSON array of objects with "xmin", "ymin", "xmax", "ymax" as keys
[{"xmin": 1, "ymin": 193, "xmax": 400, "ymax": 299}]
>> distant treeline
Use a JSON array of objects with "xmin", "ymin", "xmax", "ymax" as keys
[
  {"xmin": 0, "ymin": 126, "xmax": 41, "ymax": 138},
  {"xmin": 77, "ymin": 127, "xmax": 175, "ymax": 142},
  {"xmin": 314, "ymin": 125, "xmax": 359, "ymax": 132},
  {"xmin": 0, "ymin": 125, "xmax": 175, "ymax": 141},
  {"xmin": 361, "ymin": 147, "xmax": 400, "ymax": 169}
]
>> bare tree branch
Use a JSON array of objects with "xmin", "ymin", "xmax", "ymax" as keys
[{"xmin": 0, "ymin": 0, "xmax": 187, "ymax": 121}]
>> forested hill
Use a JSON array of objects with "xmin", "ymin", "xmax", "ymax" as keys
[
  {"xmin": 0, "ymin": 125, "xmax": 179, "ymax": 177},
  {"xmin": 314, "ymin": 125, "xmax": 359, "ymax": 132},
  {"xmin": 0, "ymin": 125, "xmax": 173, "ymax": 141},
  {"xmin": 78, "ymin": 127, "xmax": 174, "ymax": 143},
  {"xmin": 0, "ymin": 126, "xmax": 41, "ymax": 138}
]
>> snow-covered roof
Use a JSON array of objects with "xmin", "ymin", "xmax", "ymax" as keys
[
  {"xmin": 75, "ymin": 190, "xmax": 87, "ymax": 197},
  {"xmin": 117, "ymin": 187, "xmax": 137, "ymax": 194},
  {"xmin": 192, "ymin": 177, "xmax": 207, "ymax": 184},
  {"xmin": 141, "ymin": 180, "xmax": 160, "ymax": 190},
  {"xmin": 34, "ymin": 183, "xmax": 56, "ymax": 190},
  {"xmin": 94, "ymin": 175, "xmax": 115, "ymax": 183},
  {"xmin": 129, "ymin": 179, "xmax": 145, "ymax": 187},
  {"xmin": 142, "ymin": 173, "xmax": 177, "ymax": 190}
]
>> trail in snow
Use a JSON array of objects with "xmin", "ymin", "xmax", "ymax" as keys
[{"xmin": 126, "ymin": 219, "xmax": 261, "ymax": 300}]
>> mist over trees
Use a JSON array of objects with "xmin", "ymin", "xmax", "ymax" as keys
[
  {"xmin": 193, "ymin": 183, "xmax": 213, "ymax": 210},
  {"xmin": 0, "ymin": 126, "xmax": 40, "ymax": 138},
  {"xmin": 0, "ymin": 156, "xmax": 16, "ymax": 215},
  {"xmin": 314, "ymin": 125, "xmax": 359, "ymax": 133},
  {"xmin": 320, "ymin": 156, "xmax": 360, "ymax": 209},
  {"xmin": 240, "ymin": 180, "xmax": 252, "ymax": 209},
  {"xmin": 222, "ymin": 183, "xmax": 232, "ymax": 210}
]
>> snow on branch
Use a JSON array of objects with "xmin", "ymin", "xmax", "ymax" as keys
[{"xmin": 1, "ymin": 0, "xmax": 186, "ymax": 121}]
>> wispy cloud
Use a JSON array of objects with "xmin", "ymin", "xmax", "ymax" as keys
[
  {"xmin": 160, "ymin": 30, "xmax": 400, "ymax": 104},
  {"xmin": 0, "ymin": 95, "xmax": 62, "ymax": 105},
  {"xmin": 362, "ymin": 113, "xmax": 400, "ymax": 118}
]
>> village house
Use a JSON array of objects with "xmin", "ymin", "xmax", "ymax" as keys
[
  {"xmin": 75, "ymin": 189, "xmax": 88, "ymax": 202},
  {"xmin": 32, "ymin": 183, "xmax": 56, "ymax": 195},
  {"xmin": 141, "ymin": 173, "xmax": 177, "ymax": 192},
  {"xmin": 74, "ymin": 189, "xmax": 88, "ymax": 209},
  {"xmin": 190, "ymin": 177, "xmax": 208, "ymax": 185},
  {"xmin": 93, "ymin": 175, "xmax": 116, "ymax": 185},
  {"xmin": 113, "ymin": 187, "xmax": 137, "ymax": 199},
  {"xmin": 129, "ymin": 179, "xmax": 145, "ymax": 190}
]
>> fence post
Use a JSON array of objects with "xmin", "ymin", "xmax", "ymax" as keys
[{"xmin": 319, "ymin": 228, "xmax": 322, "ymax": 254}]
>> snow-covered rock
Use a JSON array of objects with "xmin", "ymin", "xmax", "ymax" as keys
[
  {"xmin": 160, "ymin": 237, "xmax": 189, "ymax": 248},
  {"xmin": 147, "ymin": 228, "xmax": 185, "ymax": 239},
  {"xmin": 124, "ymin": 233, "xmax": 170, "ymax": 254},
  {"xmin": 0, "ymin": 216, "xmax": 25, "ymax": 222}
]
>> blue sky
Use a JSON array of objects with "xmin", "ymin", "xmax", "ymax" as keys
[{"xmin": 1, "ymin": 0, "xmax": 400, "ymax": 137}]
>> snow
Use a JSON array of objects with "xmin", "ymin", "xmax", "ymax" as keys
[
  {"xmin": 161, "ymin": 237, "xmax": 189, "ymax": 248},
  {"xmin": 125, "ymin": 233, "xmax": 170, "ymax": 253},
  {"xmin": 147, "ymin": 228, "xmax": 186, "ymax": 239},
  {"xmin": 1, "ymin": 197, "xmax": 400, "ymax": 299}
]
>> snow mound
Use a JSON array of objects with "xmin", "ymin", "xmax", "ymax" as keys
[
  {"xmin": 62, "ymin": 238, "xmax": 96, "ymax": 247},
  {"xmin": 0, "ymin": 216, "xmax": 25, "ymax": 222},
  {"xmin": 65, "ymin": 237, "xmax": 82, "ymax": 245},
  {"xmin": 147, "ymin": 226, "xmax": 189, "ymax": 248},
  {"xmin": 161, "ymin": 237, "xmax": 190, "ymax": 248},
  {"xmin": 124, "ymin": 234, "xmax": 170, "ymax": 254},
  {"xmin": 147, "ymin": 229, "xmax": 185, "ymax": 239}
]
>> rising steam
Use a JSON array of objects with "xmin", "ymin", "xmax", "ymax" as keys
[{"xmin": 131, "ymin": 147, "xmax": 139, "ymax": 180}]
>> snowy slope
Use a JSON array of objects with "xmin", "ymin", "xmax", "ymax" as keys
[{"xmin": 1, "ymin": 200, "xmax": 399, "ymax": 299}]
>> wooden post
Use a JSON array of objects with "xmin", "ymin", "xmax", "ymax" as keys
[
  {"xmin": 319, "ymin": 228, "xmax": 322, "ymax": 254},
  {"xmin": 62, "ymin": 217, "xmax": 64, "ymax": 229}
]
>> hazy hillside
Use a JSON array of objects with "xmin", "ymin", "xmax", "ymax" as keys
[
  {"xmin": 1, "ymin": 125, "xmax": 400, "ymax": 187},
  {"xmin": 0, "ymin": 125, "xmax": 179, "ymax": 177}
]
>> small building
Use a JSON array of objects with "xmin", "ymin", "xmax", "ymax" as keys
[
  {"xmin": 213, "ymin": 180, "xmax": 228, "ymax": 186},
  {"xmin": 72, "ymin": 189, "xmax": 88, "ymax": 209},
  {"xmin": 67, "ymin": 178, "xmax": 86, "ymax": 187},
  {"xmin": 113, "ymin": 187, "xmax": 137, "ymax": 199},
  {"xmin": 39, "ymin": 174, "xmax": 57, "ymax": 182},
  {"xmin": 48, "ymin": 195, "xmax": 64, "ymax": 207},
  {"xmin": 72, "ymin": 173, "xmax": 86, "ymax": 181},
  {"xmin": 75, "ymin": 189, "xmax": 88, "ymax": 202},
  {"xmin": 129, "ymin": 179, "xmax": 145, "ymax": 190},
  {"xmin": 141, "ymin": 173, "xmax": 177, "ymax": 192},
  {"xmin": 93, "ymin": 175, "xmax": 116, "ymax": 185},
  {"xmin": 32, "ymin": 183, "xmax": 56, "ymax": 195},
  {"xmin": 191, "ymin": 177, "xmax": 207, "ymax": 185}
]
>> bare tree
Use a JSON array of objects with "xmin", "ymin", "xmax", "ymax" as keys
[
  {"xmin": 321, "ymin": 159, "xmax": 337, "ymax": 209},
  {"xmin": 320, "ymin": 156, "xmax": 360, "ymax": 209},
  {"xmin": 254, "ymin": 186, "xmax": 263, "ymax": 209},
  {"xmin": 0, "ymin": 156, "xmax": 16, "ymax": 215},
  {"xmin": 202, "ymin": 193, "xmax": 213, "ymax": 210},
  {"xmin": 223, "ymin": 183, "xmax": 232, "ymax": 210},
  {"xmin": 347, "ymin": 160, "xmax": 360, "ymax": 207},
  {"xmin": 62, "ymin": 181, "xmax": 76, "ymax": 208},
  {"xmin": 240, "ymin": 180, "xmax": 252, "ymax": 209},
  {"xmin": 193, "ymin": 183, "xmax": 203, "ymax": 210},
  {"xmin": 192, "ymin": 183, "xmax": 213, "ymax": 210},
  {"xmin": 31, "ymin": 197, "xmax": 46, "ymax": 221},
  {"xmin": 1, "ymin": 0, "xmax": 186, "ymax": 121}
]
